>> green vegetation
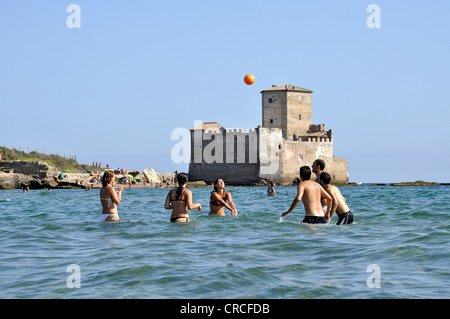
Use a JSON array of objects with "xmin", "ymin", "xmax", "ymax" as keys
[{"xmin": 0, "ymin": 146, "xmax": 101, "ymax": 173}]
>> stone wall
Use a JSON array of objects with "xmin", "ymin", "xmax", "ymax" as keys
[
  {"xmin": 189, "ymin": 127, "xmax": 283, "ymax": 185},
  {"xmin": 285, "ymin": 91, "xmax": 312, "ymax": 140},
  {"xmin": 280, "ymin": 157, "xmax": 348, "ymax": 185}
]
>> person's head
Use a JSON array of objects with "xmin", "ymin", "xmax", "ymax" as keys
[
  {"xmin": 102, "ymin": 170, "xmax": 115, "ymax": 187},
  {"xmin": 319, "ymin": 172, "xmax": 332, "ymax": 186},
  {"xmin": 176, "ymin": 173, "xmax": 188, "ymax": 187},
  {"xmin": 175, "ymin": 173, "xmax": 188, "ymax": 198},
  {"xmin": 299, "ymin": 166, "xmax": 311, "ymax": 181},
  {"xmin": 213, "ymin": 178, "xmax": 225, "ymax": 192},
  {"xmin": 312, "ymin": 159, "xmax": 325, "ymax": 173}
]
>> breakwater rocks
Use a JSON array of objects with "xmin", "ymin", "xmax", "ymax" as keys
[{"xmin": 0, "ymin": 160, "xmax": 174, "ymax": 190}]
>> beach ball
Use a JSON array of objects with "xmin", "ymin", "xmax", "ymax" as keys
[{"xmin": 244, "ymin": 74, "xmax": 255, "ymax": 85}]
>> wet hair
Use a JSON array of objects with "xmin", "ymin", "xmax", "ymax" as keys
[
  {"xmin": 176, "ymin": 173, "xmax": 188, "ymax": 199},
  {"xmin": 102, "ymin": 171, "xmax": 115, "ymax": 187},
  {"xmin": 320, "ymin": 172, "xmax": 332, "ymax": 185},
  {"xmin": 300, "ymin": 166, "xmax": 311, "ymax": 180},
  {"xmin": 212, "ymin": 178, "xmax": 224, "ymax": 193},
  {"xmin": 314, "ymin": 159, "xmax": 326, "ymax": 170}
]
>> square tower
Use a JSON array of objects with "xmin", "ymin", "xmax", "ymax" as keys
[{"xmin": 261, "ymin": 84, "xmax": 313, "ymax": 141}]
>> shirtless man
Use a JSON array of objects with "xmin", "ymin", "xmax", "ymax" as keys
[
  {"xmin": 312, "ymin": 159, "xmax": 330, "ymax": 212},
  {"xmin": 281, "ymin": 166, "xmax": 332, "ymax": 224},
  {"xmin": 320, "ymin": 172, "xmax": 354, "ymax": 225}
]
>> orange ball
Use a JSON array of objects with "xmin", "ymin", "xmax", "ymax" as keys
[{"xmin": 244, "ymin": 74, "xmax": 255, "ymax": 85}]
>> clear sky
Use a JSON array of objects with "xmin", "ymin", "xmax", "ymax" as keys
[{"xmin": 1, "ymin": 0, "xmax": 449, "ymax": 183}]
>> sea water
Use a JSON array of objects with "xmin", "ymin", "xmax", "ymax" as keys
[{"xmin": 0, "ymin": 186, "xmax": 448, "ymax": 299}]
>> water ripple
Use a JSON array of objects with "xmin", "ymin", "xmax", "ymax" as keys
[{"xmin": 0, "ymin": 186, "xmax": 449, "ymax": 298}]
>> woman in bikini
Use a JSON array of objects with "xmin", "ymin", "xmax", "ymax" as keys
[
  {"xmin": 209, "ymin": 178, "xmax": 238, "ymax": 217},
  {"xmin": 164, "ymin": 173, "xmax": 202, "ymax": 223},
  {"xmin": 267, "ymin": 181, "xmax": 276, "ymax": 196},
  {"xmin": 100, "ymin": 170, "xmax": 123, "ymax": 222}
]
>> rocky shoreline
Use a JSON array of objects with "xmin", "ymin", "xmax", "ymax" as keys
[
  {"xmin": 0, "ymin": 160, "xmax": 175, "ymax": 190},
  {"xmin": 0, "ymin": 160, "xmax": 448, "ymax": 190}
]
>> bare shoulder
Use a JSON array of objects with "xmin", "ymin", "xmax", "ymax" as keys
[
  {"xmin": 330, "ymin": 185, "xmax": 340, "ymax": 194},
  {"xmin": 303, "ymin": 180, "xmax": 318, "ymax": 189}
]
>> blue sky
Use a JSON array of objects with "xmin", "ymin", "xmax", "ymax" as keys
[{"xmin": 1, "ymin": 0, "xmax": 449, "ymax": 183}]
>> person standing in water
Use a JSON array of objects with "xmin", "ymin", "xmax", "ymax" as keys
[
  {"xmin": 209, "ymin": 179, "xmax": 238, "ymax": 217},
  {"xmin": 320, "ymin": 172, "xmax": 354, "ymax": 225},
  {"xmin": 100, "ymin": 170, "xmax": 123, "ymax": 222},
  {"xmin": 281, "ymin": 166, "xmax": 332, "ymax": 224},
  {"xmin": 267, "ymin": 181, "xmax": 276, "ymax": 196},
  {"xmin": 312, "ymin": 159, "xmax": 326, "ymax": 183},
  {"xmin": 164, "ymin": 173, "xmax": 202, "ymax": 223}
]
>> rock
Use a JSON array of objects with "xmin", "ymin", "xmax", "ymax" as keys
[
  {"xmin": 390, "ymin": 181, "xmax": 440, "ymax": 186},
  {"xmin": 0, "ymin": 161, "xmax": 59, "ymax": 189},
  {"xmin": 143, "ymin": 168, "xmax": 162, "ymax": 184},
  {"xmin": 187, "ymin": 181, "xmax": 208, "ymax": 187}
]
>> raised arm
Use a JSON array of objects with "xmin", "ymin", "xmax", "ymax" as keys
[
  {"xmin": 281, "ymin": 184, "xmax": 304, "ymax": 218},
  {"xmin": 226, "ymin": 192, "xmax": 238, "ymax": 216},
  {"xmin": 211, "ymin": 192, "xmax": 235, "ymax": 215},
  {"xmin": 185, "ymin": 190, "xmax": 202, "ymax": 211},
  {"xmin": 108, "ymin": 185, "xmax": 123, "ymax": 205}
]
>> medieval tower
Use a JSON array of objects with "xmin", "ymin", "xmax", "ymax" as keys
[{"xmin": 188, "ymin": 84, "xmax": 349, "ymax": 185}]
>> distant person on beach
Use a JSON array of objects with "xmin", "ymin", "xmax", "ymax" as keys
[
  {"xmin": 320, "ymin": 172, "xmax": 354, "ymax": 225},
  {"xmin": 281, "ymin": 166, "xmax": 332, "ymax": 224},
  {"xmin": 209, "ymin": 179, "xmax": 238, "ymax": 217},
  {"xmin": 164, "ymin": 173, "xmax": 201, "ymax": 223},
  {"xmin": 100, "ymin": 170, "xmax": 123, "ymax": 222},
  {"xmin": 267, "ymin": 181, "xmax": 276, "ymax": 196}
]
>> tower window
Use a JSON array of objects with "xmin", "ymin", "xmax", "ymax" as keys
[
  {"xmin": 268, "ymin": 98, "xmax": 273, "ymax": 103},
  {"xmin": 298, "ymin": 114, "xmax": 302, "ymax": 120},
  {"xmin": 270, "ymin": 119, "xmax": 273, "ymax": 124}
]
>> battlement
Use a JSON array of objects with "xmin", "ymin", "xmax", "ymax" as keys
[
  {"xmin": 305, "ymin": 136, "xmax": 332, "ymax": 143},
  {"xmin": 307, "ymin": 124, "xmax": 326, "ymax": 133}
]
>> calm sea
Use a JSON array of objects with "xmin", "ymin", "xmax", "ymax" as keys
[{"xmin": 0, "ymin": 185, "xmax": 448, "ymax": 299}]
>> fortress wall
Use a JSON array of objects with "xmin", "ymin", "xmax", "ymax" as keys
[
  {"xmin": 302, "ymin": 138, "xmax": 333, "ymax": 158},
  {"xmin": 189, "ymin": 129, "xmax": 261, "ymax": 185},
  {"xmin": 280, "ymin": 139, "xmax": 333, "ymax": 164},
  {"xmin": 280, "ymin": 156, "xmax": 348, "ymax": 185},
  {"xmin": 318, "ymin": 158, "xmax": 349, "ymax": 184},
  {"xmin": 258, "ymin": 127, "xmax": 283, "ymax": 183}
]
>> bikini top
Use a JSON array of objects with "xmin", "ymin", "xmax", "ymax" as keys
[
  {"xmin": 171, "ymin": 189, "xmax": 187, "ymax": 202},
  {"xmin": 210, "ymin": 192, "xmax": 226, "ymax": 206}
]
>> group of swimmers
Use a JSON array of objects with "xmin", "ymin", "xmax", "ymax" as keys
[{"xmin": 99, "ymin": 159, "xmax": 354, "ymax": 225}]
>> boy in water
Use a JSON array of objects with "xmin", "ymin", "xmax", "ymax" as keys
[
  {"xmin": 319, "ymin": 172, "xmax": 354, "ymax": 225},
  {"xmin": 312, "ymin": 159, "xmax": 326, "ymax": 183},
  {"xmin": 281, "ymin": 166, "xmax": 332, "ymax": 224}
]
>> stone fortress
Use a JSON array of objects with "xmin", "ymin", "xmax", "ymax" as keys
[{"xmin": 188, "ymin": 84, "xmax": 349, "ymax": 185}]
